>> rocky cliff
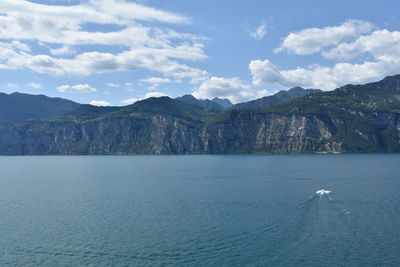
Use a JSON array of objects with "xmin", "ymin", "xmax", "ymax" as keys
[{"xmin": 0, "ymin": 75, "xmax": 399, "ymax": 154}]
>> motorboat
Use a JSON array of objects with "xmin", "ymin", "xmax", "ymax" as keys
[{"xmin": 316, "ymin": 189, "xmax": 331, "ymax": 195}]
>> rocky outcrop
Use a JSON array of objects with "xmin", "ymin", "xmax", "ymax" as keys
[{"xmin": 202, "ymin": 110, "xmax": 400, "ymax": 153}]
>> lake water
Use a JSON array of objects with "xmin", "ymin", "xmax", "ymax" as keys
[{"xmin": 0, "ymin": 155, "xmax": 399, "ymax": 266}]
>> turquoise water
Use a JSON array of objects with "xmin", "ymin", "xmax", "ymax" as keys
[{"xmin": 0, "ymin": 155, "xmax": 399, "ymax": 266}]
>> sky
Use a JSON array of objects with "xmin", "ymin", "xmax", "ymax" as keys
[{"xmin": 1, "ymin": 0, "xmax": 400, "ymax": 106}]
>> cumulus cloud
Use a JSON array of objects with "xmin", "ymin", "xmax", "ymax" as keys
[
  {"xmin": 57, "ymin": 84, "xmax": 97, "ymax": 93},
  {"xmin": 0, "ymin": 42, "xmax": 209, "ymax": 81},
  {"xmin": 275, "ymin": 19, "xmax": 375, "ymax": 55},
  {"xmin": 50, "ymin": 45, "xmax": 76, "ymax": 56},
  {"xmin": 26, "ymin": 82, "xmax": 42, "ymax": 88},
  {"xmin": 250, "ymin": 20, "xmax": 400, "ymax": 90},
  {"xmin": 193, "ymin": 77, "xmax": 255, "ymax": 103},
  {"xmin": 323, "ymin": 29, "xmax": 400, "ymax": 61},
  {"xmin": 121, "ymin": 91, "xmax": 169, "ymax": 105},
  {"xmin": 0, "ymin": 0, "xmax": 188, "ymax": 45},
  {"xmin": 90, "ymin": 100, "xmax": 111, "ymax": 106},
  {"xmin": 192, "ymin": 76, "xmax": 271, "ymax": 103},
  {"xmin": 0, "ymin": 0, "xmax": 209, "ymax": 83},
  {"xmin": 250, "ymin": 21, "xmax": 267, "ymax": 40},
  {"xmin": 9, "ymin": 41, "xmax": 30, "ymax": 52},
  {"xmin": 249, "ymin": 58, "xmax": 400, "ymax": 90}
]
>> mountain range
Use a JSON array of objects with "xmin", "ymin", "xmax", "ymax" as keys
[
  {"xmin": 0, "ymin": 92, "xmax": 80, "ymax": 123},
  {"xmin": 0, "ymin": 75, "xmax": 399, "ymax": 154},
  {"xmin": 175, "ymin": 95, "xmax": 233, "ymax": 110},
  {"xmin": 232, "ymin": 87, "xmax": 322, "ymax": 110}
]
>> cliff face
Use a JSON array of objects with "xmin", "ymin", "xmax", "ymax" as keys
[
  {"xmin": 1, "ymin": 75, "xmax": 400, "ymax": 155},
  {"xmin": 202, "ymin": 110, "xmax": 400, "ymax": 153},
  {"xmin": 0, "ymin": 108, "xmax": 399, "ymax": 155},
  {"xmin": 0, "ymin": 114, "xmax": 205, "ymax": 155}
]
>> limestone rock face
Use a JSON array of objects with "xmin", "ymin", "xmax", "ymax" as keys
[{"xmin": 0, "ymin": 109, "xmax": 399, "ymax": 155}]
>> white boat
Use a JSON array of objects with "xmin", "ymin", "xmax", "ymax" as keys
[{"xmin": 316, "ymin": 189, "xmax": 331, "ymax": 195}]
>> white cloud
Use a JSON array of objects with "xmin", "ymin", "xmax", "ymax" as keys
[
  {"xmin": 26, "ymin": 82, "xmax": 42, "ymax": 88},
  {"xmin": 0, "ymin": 0, "xmax": 209, "ymax": 83},
  {"xmin": 193, "ymin": 77, "xmax": 254, "ymax": 103},
  {"xmin": 57, "ymin": 84, "xmax": 97, "ymax": 93},
  {"xmin": 50, "ymin": 45, "xmax": 76, "ymax": 56},
  {"xmin": 10, "ymin": 41, "xmax": 30, "ymax": 52},
  {"xmin": 6, "ymin": 83, "xmax": 18, "ymax": 88},
  {"xmin": 0, "ymin": 0, "xmax": 189, "ymax": 46},
  {"xmin": 125, "ymin": 82, "xmax": 133, "ymax": 87},
  {"xmin": 256, "ymin": 89, "xmax": 271, "ymax": 98},
  {"xmin": 144, "ymin": 91, "xmax": 169, "ymax": 98},
  {"xmin": 90, "ymin": 100, "xmax": 111, "ymax": 106},
  {"xmin": 249, "ymin": 59, "xmax": 282, "ymax": 87},
  {"xmin": 121, "ymin": 98, "xmax": 139, "ymax": 105},
  {"xmin": 0, "ymin": 41, "xmax": 31, "ymax": 65},
  {"xmin": 89, "ymin": 0, "xmax": 189, "ymax": 24},
  {"xmin": 250, "ymin": 20, "xmax": 400, "ymax": 90},
  {"xmin": 121, "ymin": 91, "xmax": 169, "ymax": 105},
  {"xmin": 249, "ymin": 58, "xmax": 400, "ymax": 90},
  {"xmin": 276, "ymin": 19, "xmax": 375, "ymax": 55},
  {"xmin": 141, "ymin": 77, "xmax": 173, "ymax": 84},
  {"xmin": 0, "ymin": 42, "xmax": 209, "ymax": 81},
  {"xmin": 107, "ymin": 82, "xmax": 120, "ymax": 88},
  {"xmin": 323, "ymin": 29, "xmax": 400, "ymax": 61},
  {"xmin": 250, "ymin": 21, "xmax": 267, "ymax": 40},
  {"xmin": 140, "ymin": 76, "xmax": 181, "ymax": 89}
]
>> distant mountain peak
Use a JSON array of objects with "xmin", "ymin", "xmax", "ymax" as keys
[
  {"xmin": 337, "ymin": 74, "xmax": 400, "ymax": 94},
  {"xmin": 175, "ymin": 95, "xmax": 232, "ymax": 110},
  {"xmin": 0, "ymin": 91, "xmax": 80, "ymax": 122},
  {"xmin": 211, "ymin": 97, "xmax": 233, "ymax": 109},
  {"xmin": 232, "ymin": 87, "xmax": 322, "ymax": 110}
]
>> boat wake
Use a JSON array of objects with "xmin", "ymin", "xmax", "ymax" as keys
[
  {"xmin": 268, "ymin": 188, "xmax": 357, "ymax": 265},
  {"xmin": 315, "ymin": 189, "xmax": 332, "ymax": 201}
]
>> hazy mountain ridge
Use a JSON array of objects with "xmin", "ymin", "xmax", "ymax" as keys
[
  {"xmin": 175, "ymin": 95, "xmax": 233, "ymax": 110},
  {"xmin": 175, "ymin": 88, "xmax": 320, "ymax": 111},
  {"xmin": 232, "ymin": 87, "xmax": 322, "ymax": 110},
  {"xmin": 0, "ymin": 92, "xmax": 80, "ymax": 122},
  {"xmin": 0, "ymin": 75, "xmax": 399, "ymax": 154}
]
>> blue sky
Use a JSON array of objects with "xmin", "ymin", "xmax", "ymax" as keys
[{"xmin": 1, "ymin": 0, "xmax": 400, "ymax": 105}]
